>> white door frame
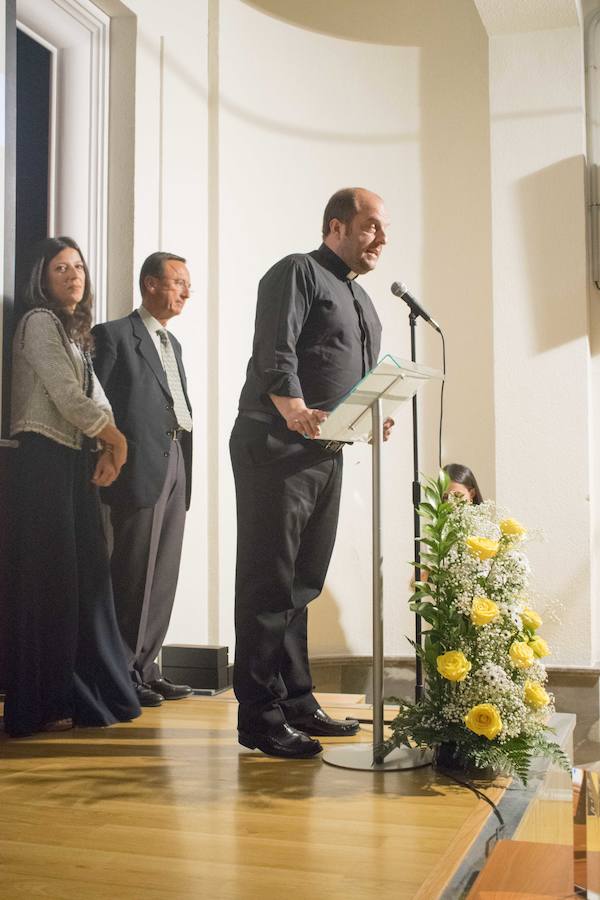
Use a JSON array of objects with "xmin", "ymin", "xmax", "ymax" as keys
[{"xmin": 16, "ymin": 0, "xmax": 109, "ymax": 320}]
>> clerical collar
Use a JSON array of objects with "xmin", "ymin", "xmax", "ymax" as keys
[{"xmin": 313, "ymin": 243, "xmax": 357, "ymax": 282}]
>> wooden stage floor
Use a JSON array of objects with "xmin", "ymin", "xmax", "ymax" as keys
[{"xmin": 0, "ymin": 692, "xmax": 506, "ymax": 900}]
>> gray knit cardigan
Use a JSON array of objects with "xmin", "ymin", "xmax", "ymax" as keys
[{"xmin": 11, "ymin": 308, "xmax": 114, "ymax": 449}]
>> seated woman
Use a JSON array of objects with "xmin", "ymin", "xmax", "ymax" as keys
[
  {"xmin": 4, "ymin": 236, "xmax": 141, "ymax": 737},
  {"xmin": 443, "ymin": 462, "xmax": 483, "ymax": 505},
  {"xmin": 412, "ymin": 463, "xmax": 484, "ymax": 587}
]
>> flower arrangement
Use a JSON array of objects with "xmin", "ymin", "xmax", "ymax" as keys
[{"xmin": 383, "ymin": 471, "xmax": 569, "ymax": 782}]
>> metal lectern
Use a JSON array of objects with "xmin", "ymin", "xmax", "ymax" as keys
[{"xmin": 318, "ymin": 354, "xmax": 442, "ymax": 772}]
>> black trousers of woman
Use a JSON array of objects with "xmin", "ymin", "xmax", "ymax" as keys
[
  {"xmin": 4, "ymin": 433, "xmax": 140, "ymax": 737},
  {"xmin": 230, "ymin": 415, "xmax": 343, "ymax": 734}
]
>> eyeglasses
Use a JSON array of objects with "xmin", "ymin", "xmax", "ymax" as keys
[{"xmin": 160, "ymin": 278, "xmax": 193, "ymax": 294}]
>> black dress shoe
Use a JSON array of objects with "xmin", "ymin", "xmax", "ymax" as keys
[
  {"xmin": 134, "ymin": 683, "xmax": 163, "ymax": 707},
  {"xmin": 238, "ymin": 723, "xmax": 323, "ymax": 758},
  {"xmin": 146, "ymin": 677, "xmax": 193, "ymax": 701},
  {"xmin": 289, "ymin": 708, "xmax": 360, "ymax": 737}
]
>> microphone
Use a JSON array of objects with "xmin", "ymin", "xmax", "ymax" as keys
[{"xmin": 391, "ymin": 281, "xmax": 441, "ymax": 333}]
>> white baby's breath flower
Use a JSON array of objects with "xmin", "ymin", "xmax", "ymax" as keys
[{"xmin": 397, "ymin": 476, "xmax": 557, "ymax": 776}]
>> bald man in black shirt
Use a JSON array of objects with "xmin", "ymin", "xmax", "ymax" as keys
[{"xmin": 231, "ymin": 188, "xmax": 393, "ymax": 758}]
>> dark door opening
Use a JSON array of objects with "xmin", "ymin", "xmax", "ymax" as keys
[{"xmin": 15, "ymin": 28, "xmax": 51, "ymax": 311}]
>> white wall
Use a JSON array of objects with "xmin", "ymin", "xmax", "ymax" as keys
[
  {"xmin": 101, "ymin": 0, "xmax": 211, "ymax": 649},
  {"xmin": 101, "ymin": 0, "xmax": 497, "ymax": 661},
  {"xmin": 588, "ymin": 0, "xmax": 600, "ymax": 671},
  {"xmin": 216, "ymin": 0, "xmax": 493, "ymax": 658},
  {"xmin": 217, "ymin": 1, "xmax": 422, "ymax": 658},
  {"xmin": 101, "ymin": 0, "xmax": 598, "ymax": 669},
  {"xmin": 479, "ymin": 3, "xmax": 595, "ymax": 665}
]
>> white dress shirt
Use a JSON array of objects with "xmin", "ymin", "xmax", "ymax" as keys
[{"xmin": 138, "ymin": 304, "xmax": 167, "ymax": 367}]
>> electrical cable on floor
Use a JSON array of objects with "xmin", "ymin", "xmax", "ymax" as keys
[{"xmin": 435, "ymin": 768, "xmax": 505, "ymax": 856}]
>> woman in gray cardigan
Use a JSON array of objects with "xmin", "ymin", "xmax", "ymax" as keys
[{"xmin": 4, "ymin": 236, "xmax": 140, "ymax": 736}]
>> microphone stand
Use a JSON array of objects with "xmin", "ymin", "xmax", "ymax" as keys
[{"xmin": 409, "ymin": 312, "xmax": 424, "ymax": 702}]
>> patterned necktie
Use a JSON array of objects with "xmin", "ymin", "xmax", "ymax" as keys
[{"xmin": 157, "ymin": 329, "xmax": 192, "ymax": 431}]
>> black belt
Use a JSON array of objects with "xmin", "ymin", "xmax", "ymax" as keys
[
  {"xmin": 313, "ymin": 439, "xmax": 346, "ymax": 453},
  {"xmin": 239, "ymin": 411, "xmax": 346, "ymax": 453},
  {"xmin": 240, "ymin": 409, "xmax": 351, "ymax": 453},
  {"xmin": 167, "ymin": 428, "xmax": 184, "ymax": 441},
  {"xmin": 239, "ymin": 410, "xmax": 278, "ymax": 424}
]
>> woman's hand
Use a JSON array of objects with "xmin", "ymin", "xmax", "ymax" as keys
[
  {"xmin": 91, "ymin": 449, "xmax": 120, "ymax": 487},
  {"xmin": 96, "ymin": 423, "xmax": 128, "ymax": 471},
  {"xmin": 108, "ymin": 430, "xmax": 128, "ymax": 472}
]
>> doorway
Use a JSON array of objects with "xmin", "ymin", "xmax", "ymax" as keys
[
  {"xmin": 16, "ymin": 0, "xmax": 110, "ymax": 318},
  {"xmin": 15, "ymin": 27, "xmax": 51, "ymax": 309}
]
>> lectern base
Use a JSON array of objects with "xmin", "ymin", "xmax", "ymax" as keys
[{"xmin": 322, "ymin": 744, "xmax": 433, "ymax": 771}]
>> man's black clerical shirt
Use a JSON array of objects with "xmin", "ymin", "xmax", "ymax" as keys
[{"xmin": 238, "ymin": 244, "xmax": 382, "ymax": 415}]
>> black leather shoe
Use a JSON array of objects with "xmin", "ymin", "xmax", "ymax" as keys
[
  {"xmin": 134, "ymin": 683, "xmax": 163, "ymax": 707},
  {"xmin": 238, "ymin": 723, "xmax": 323, "ymax": 758},
  {"xmin": 289, "ymin": 708, "xmax": 360, "ymax": 737},
  {"xmin": 146, "ymin": 677, "xmax": 193, "ymax": 701}
]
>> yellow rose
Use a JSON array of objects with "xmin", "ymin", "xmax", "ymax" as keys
[
  {"xmin": 470, "ymin": 596, "xmax": 500, "ymax": 626},
  {"xmin": 464, "ymin": 703, "xmax": 503, "ymax": 740},
  {"xmin": 524, "ymin": 681, "xmax": 550, "ymax": 709},
  {"xmin": 436, "ymin": 650, "xmax": 472, "ymax": 682},
  {"xmin": 509, "ymin": 641, "xmax": 534, "ymax": 669},
  {"xmin": 466, "ymin": 536, "xmax": 499, "ymax": 560},
  {"xmin": 520, "ymin": 607, "xmax": 542, "ymax": 631},
  {"xmin": 500, "ymin": 518, "xmax": 526, "ymax": 537},
  {"xmin": 529, "ymin": 636, "xmax": 550, "ymax": 659}
]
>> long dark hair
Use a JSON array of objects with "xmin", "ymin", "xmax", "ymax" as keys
[
  {"xmin": 443, "ymin": 463, "xmax": 483, "ymax": 505},
  {"xmin": 22, "ymin": 236, "xmax": 94, "ymax": 351}
]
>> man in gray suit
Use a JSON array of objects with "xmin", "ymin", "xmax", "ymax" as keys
[{"xmin": 92, "ymin": 252, "xmax": 193, "ymax": 706}]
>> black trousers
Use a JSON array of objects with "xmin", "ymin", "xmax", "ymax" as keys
[
  {"xmin": 4, "ymin": 433, "xmax": 140, "ymax": 737},
  {"xmin": 230, "ymin": 416, "xmax": 343, "ymax": 733}
]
